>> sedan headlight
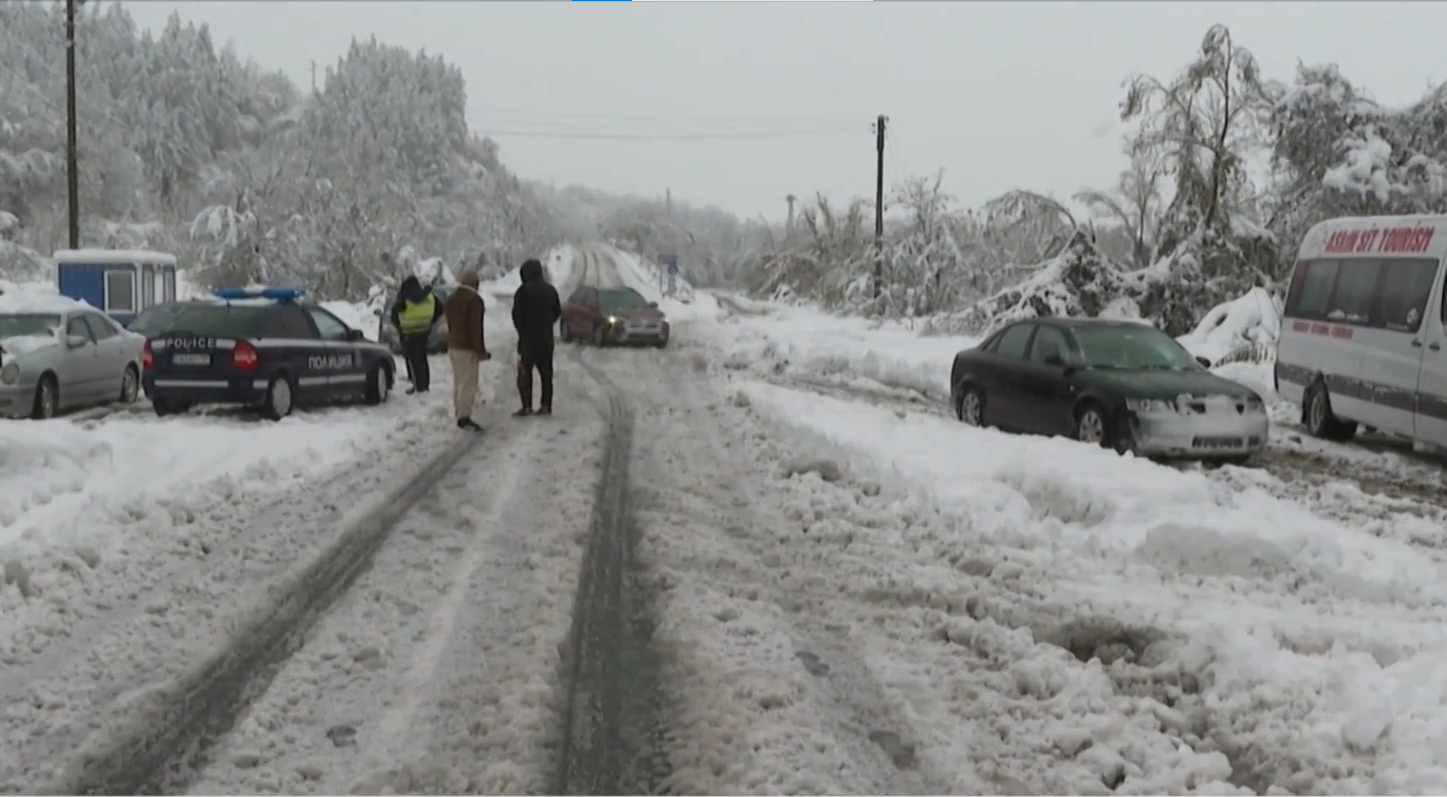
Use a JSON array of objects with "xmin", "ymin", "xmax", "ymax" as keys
[
  {"xmin": 606, "ymin": 315, "xmax": 619, "ymax": 325},
  {"xmin": 1125, "ymin": 398, "xmax": 1172, "ymax": 414},
  {"xmin": 0, "ymin": 362, "xmax": 18, "ymax": 385}
]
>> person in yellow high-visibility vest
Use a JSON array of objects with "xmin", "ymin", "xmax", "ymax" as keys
[{"xmin": 389, "ymin": 276, "xmax": 444, "ymax": 394}]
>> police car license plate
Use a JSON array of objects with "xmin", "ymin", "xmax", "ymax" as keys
[
  {"xmin": 172, "ymin": 353, "xmax": 211, "ymax": 366},
  {"xmin": 1194, "ymin": 435, "xmax": 1243, "ymax": 450}
]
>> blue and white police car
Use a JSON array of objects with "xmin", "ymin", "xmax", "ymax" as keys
[{"xmin": 141, "ymin": 286, "xmax": 395, "ymax": 420}]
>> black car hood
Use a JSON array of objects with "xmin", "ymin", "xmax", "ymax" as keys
[{"xmin": 1081, "ymin": 367, "xmax": 1258, "ymax": 400}]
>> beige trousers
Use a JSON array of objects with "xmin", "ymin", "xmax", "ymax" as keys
[{"xmin": 449, "ymin": 349, "xmax": 480, "ymax": 419}]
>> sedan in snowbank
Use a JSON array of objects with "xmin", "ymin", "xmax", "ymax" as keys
[
  {"xmin": 0, "ymin": 309, "xmax": 145, "ymax": 419},
  {"xmin": 950, "ymin": 318, "xmax": 1268, "ymax": 462}
]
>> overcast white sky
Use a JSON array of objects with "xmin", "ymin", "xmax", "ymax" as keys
[{"xmin": 121, "ymin": 1, "xmax": 1447, "ymax": 222}]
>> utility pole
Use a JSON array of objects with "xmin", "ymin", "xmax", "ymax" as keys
[
  {"xmin": 64, "ymin": 0, "xmax": 81, "ymax": 250},
  {"xmin": 310, "ymin": 60, "xmax": 317, "ymax": 95},
  {"xmin": 786, "ymin": 194, "xmax": 796, "ymax": 234},
  {"xmin": 873, "ymin": 114, "xmax": 888, "ymax": 300}
]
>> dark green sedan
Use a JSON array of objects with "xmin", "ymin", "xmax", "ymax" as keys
[{"xmin": 949, "ymin": 317, "xmax": 1269, "ymax": 462}]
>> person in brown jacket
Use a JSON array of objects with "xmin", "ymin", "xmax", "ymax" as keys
[{"xmin": 442, "ymin": 272, "xmax": 491, "ymax": 431}]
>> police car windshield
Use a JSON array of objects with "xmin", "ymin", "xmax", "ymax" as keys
[
  {"xmin": 0, "ymin": 314, "xmax": 62, "ymax": 339},
  {"xmin": 165, "ymin": 305, "xmax": 271, "ymax": 338}
]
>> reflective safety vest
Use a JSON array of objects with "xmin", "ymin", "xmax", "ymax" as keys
[{"xmin": 397, "ymin": 295, "xmax": 437, "ymax": 334}]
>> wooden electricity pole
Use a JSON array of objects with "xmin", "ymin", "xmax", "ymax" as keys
[
  {"xmin": 65, "ymin": 0, "xmax": 81, "ymax": 249},
  {"xmin": 785, "ymin": 194, "xmax": 796, "ymax": 234},
  {"xmin": 873, "ymin": 114, "xmax": 888, "ymax": 300}
]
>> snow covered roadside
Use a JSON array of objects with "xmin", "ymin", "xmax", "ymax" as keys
[
  {"xmin": 486, "ymin": 245, "xmax": 578, "ymax": 299},
  {"xmin": 737, "ymin": 378, "xmax": 1447, "ymax": 794},
  {"xmin": 184, "ymin": 359, "xmax": 605, "ymax": 795},
  {"xmin": 0, "ymin": 354, "xmax": 511, "ymax": 790},
  {"xmin": 700, "ymin": 301, "xmax": 972, "ymax": 400}
]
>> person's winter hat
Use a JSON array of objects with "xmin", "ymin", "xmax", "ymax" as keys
[{"xmin": 458, "ymin": 271, "xmax": 481, "ymax": 288}]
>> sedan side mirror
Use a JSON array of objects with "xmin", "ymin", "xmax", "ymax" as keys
[
  {"xmin": 1195, "ymin": 355, "xmax": 1212, "ymax": 368},
  {"xmin": 346, "ymin": 328, "xmax": 365, "ymax": 342},
  {"xmin": 1043, "ymin": 353, "xmax": 1065, "ymax": 367},
  {"xmin": 66, "ymin": 334, "xmax": 89, "ymax": 349},
  {"xmin": 648, "ymin": 301, "xmax": 659, "ymax": 308}
]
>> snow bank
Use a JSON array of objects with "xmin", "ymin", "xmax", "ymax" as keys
[
  {"xmin": 1177, "ymin": 287, "xmax": 1281, "ymax": 366},
  {"xmin": 699, "ymin": 301, "xmax": 974, "ymax": 399},
  {"xmin": 742, "ymin": 381, "xmax": 1447, "ymax": 794},
  {"xmin": 320, "ymin": 300, "xmax": 381, "ymax": 342}
]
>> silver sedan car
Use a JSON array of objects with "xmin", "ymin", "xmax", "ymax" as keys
[{"xmin": 0, "ymin": 308, "xmax": 145, "ymax": 419}]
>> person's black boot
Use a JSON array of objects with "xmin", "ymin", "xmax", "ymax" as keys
[
  {"xmin": 457, "ymin": 417, "xmax": 483, "ymax": 431},
  {"xmin": 513, "ymin": 407, "xmax": 534, "ymax": 418},
  {"xmin": 536, "ymin": 406, "xmax": 552, "ymax": 416},
  {"xmin": 407, "ymin": 387, "xmax": 419, "ymax": 395}
]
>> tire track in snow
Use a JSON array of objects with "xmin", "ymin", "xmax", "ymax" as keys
[
  {"xmin": 555, "ymin": 347, "xmax": 672, "ymax": 795},
  {"xmin": 48, "ymin": 426, "xmax": 488, "ymax": 795},
  {"xmin": 608, "ymin": 346, "xmax": 961, "ymax": 794},
  {"xmin": 179, "ymin": 365, "xmax": 607, "ymax": 796}
]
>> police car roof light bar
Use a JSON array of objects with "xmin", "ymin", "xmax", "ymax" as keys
[{"xmin": 213, "ymin": 286, "xmax": 306, "ymax": 303}]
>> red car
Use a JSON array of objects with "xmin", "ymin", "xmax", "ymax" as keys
[{"xmin": 560, "ymin": 286, "xmax": 670, "ymax": 348}]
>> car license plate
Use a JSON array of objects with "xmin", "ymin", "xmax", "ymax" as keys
[
  {"xmin": 1194, "ymin": 435, "xmax": 1243, "ymax": 450},
  {"xmin": 172, "ymin": 353, "xmax": 210, "ymax": 366}
]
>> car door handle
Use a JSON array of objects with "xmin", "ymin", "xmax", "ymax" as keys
[
  {"xmin": 1432, "ymin": 342, "xmax": 1443, "ymax": 352},
  {"xmin": 1412, "ymin": 339, "xmax": 1424, "ymax": 348}
]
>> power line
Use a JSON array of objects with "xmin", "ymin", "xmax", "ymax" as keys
[
  {"xmin": 477, "ymin": 107, "xmax": 861, "ymax": 125},
  {"xmin": 481, "ymin": 128, "xmax": 864, "ymax": 141}
]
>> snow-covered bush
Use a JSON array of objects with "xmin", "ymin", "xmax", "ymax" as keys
[{"xmin": 926, "ymin": 232, "xmax": 1133, "ymax": 335}]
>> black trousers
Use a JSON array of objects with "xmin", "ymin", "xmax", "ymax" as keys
[
  {"xmin": 400, "ymin": 333, "xmax": 431, "ymax": 391},
  {"xmin": 517, "ymin": 341, "xmax": 554, "ymax": 410}
]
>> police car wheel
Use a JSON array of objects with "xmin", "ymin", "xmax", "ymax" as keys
[
  {"xmin": 364, "ymin": 364, "xmax": 390, "ymax": 405},
  {"xmin": 119, "ymin": 365, "xmax": 140, "ymax": 403},
  {"xmin": 262, "ymin": 374, "xmax": 295, "ymax": 420}
]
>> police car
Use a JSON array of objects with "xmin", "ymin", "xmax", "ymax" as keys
[{"xmin": 141, "ymin": 286, "xmax": 395, "ymax": 420}]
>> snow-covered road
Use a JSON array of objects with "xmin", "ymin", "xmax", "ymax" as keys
[
  {"xmin": 184, "ymin": 356, "xmax": 607, "ymax": 795},
  {"xmin": 0, "ymin": 356, "xmax": 513, "ymax": 792},
  {"xmin": 12, "ymin": 242, "xmax": 1447, "ymax": 795}
]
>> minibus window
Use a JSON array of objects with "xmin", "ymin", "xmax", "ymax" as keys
[
  {"xmin": 1288, "ymin": 259, "xmax": 1339, "ymax": 319},
  {"xmin": 1327, "ymin": 260, "xmax": 1379, "ymax": 324},
  {"xmin": 1376, "ymin": 258, "xmax": 1438, "ymax": 332}
]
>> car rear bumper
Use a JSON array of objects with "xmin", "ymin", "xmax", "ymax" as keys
[
  {"xmin": 1128, "ymin": 410, "xmax": 1269, "ymax": 458},
  {"xmin": 143, "ymin": 374, "xmax": 267, "ymax": 405}
]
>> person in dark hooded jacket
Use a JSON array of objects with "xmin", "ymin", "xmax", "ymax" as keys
[
  {"xmin": 390, "ymin": 275, "xmax": 444, "ymax": 393},
  {"xmin": 510, "ymin": 258, "xmax": 562, "ymax": 416}
]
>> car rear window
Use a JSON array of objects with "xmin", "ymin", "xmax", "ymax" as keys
[
  {"xmin": 162, "ymin": 306, "xmax": 271, "ymax": 338},
  {"xmin": 129, "ymin": 304, "xmax": 196, "ymax": 336}
]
